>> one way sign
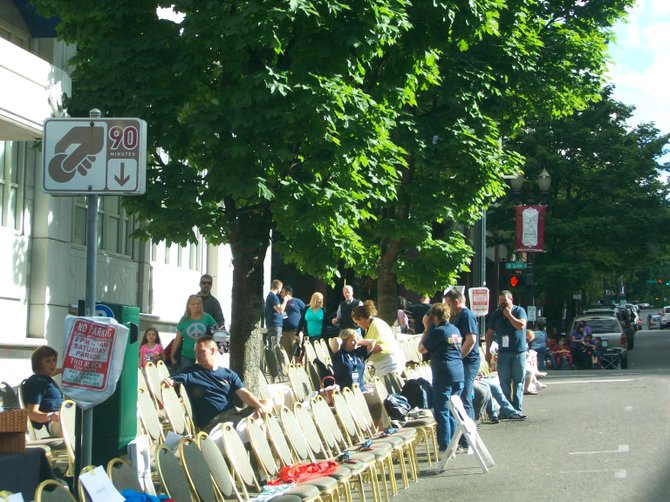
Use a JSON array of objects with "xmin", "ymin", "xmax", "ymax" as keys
[{"xmin": 42, "ymin": 117, "xmax": 147, "ymax": 195}]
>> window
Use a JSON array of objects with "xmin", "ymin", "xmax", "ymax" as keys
[
  {"xmin": 72, "ymin": 195, "xmax": 135, "ymax": 256},
  {"xmin": 150, "ymin": 230, "xmax": 203, "ymax": 271},
  {"xmin": 0, "ymin": 141, "xmax": 26, "ymax": 232}
]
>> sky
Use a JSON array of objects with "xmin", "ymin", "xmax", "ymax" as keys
[{"xmin": 608, "ymin": 0, "xmax": 670, "ymax": 150}]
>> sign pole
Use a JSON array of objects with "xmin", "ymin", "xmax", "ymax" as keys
[{"xmin": 81, "ymin": 108, "xmax": 102, "ymax": 468}]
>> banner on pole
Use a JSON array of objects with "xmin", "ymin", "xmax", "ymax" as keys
[{"xmin": 515, "ymin": 205, "xmax": 545, "ymax": 252}]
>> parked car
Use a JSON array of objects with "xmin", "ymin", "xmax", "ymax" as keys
[
  {"xmin": 649, "ymin": 315, "xmax": 662, "ymax": 330},
  {"xmin": 661, "ymin": 306, "xmax": 670, "ymax": 329},
  {"xmin": 569, "ymin": 315, "xmax": 628, "ymax": 369}
]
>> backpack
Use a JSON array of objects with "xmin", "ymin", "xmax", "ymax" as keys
[
  {"xmin": 383, "ymin": 393, "xmax": 411, "ymax": 421},
  {"xmin": 401, "ymin": 378, "xmax": 433, "ymax": 409}
]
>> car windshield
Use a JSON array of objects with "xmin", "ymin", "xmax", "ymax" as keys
[{"xmin": 583, "ymin": 319, "xmax": 620, "ymax": 334}]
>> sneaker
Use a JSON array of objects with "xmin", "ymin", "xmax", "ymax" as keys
[
  {"xmin": 501, "ymin": 414, "xmax": 526, "ymax": 421},
  {"xmin": 488, "ymin": 416, "xmax": 500, "ymax": 424},
  {"xmin": 455, "ymin": 445, "xmax": 469, "ymax": 454}
]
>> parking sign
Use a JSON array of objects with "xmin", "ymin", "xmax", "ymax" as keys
[{"xmin": 42, "ymin": 117, "xmax": 147, "ymax": 195}]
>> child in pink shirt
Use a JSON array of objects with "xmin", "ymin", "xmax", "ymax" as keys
[{"xmin": 139, "ymin": 327, "xmax": 165, "ymax": 368}]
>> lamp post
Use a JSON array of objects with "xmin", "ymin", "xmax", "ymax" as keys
[{"xmin": 509, "ymin": 168, "xmax": 552, "ymax": 310}]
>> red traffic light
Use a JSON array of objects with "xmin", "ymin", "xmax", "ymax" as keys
[{"xmin": 510, "ymin": 276, "xmax": 519, "ymax": 288}]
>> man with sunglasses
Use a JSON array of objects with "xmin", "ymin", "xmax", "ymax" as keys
[{"xmin": 198, "ymin": 274, "xmax": 225, "ymax": 328}]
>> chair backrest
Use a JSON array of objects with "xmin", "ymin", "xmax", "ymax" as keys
[
  {"xmin": 17, "ymin": 380, "xmax": 39, "ymax": 441},
  {"xmin": 161, "ymin": 383, "xmax": 189, "ymax": 436},
  {"xmin": 106, "ymin": 457, "xmax": 143, "ymax": 493},
  {"xmin": 77, "ymin": 465, "xmax": 95, "ymax": 502},
  {"xmin": 371, "ymin": 377, "xmax": 394, "ymax": 429},
  {"xmin": 279, "ymin": 406, "xmax": 315, "ymax": 463},
  {"xmin": 156, "ymin": 445, "xmax": 194, "ymax": 502},
  {"xmin": 60, "ymin": 399, "xmax": 77, "ymax": 473},
  {"xmin": 220, "ymin": 422, "xmax": 261, "ymax": 497},
  {"xmin": 331, "ymin": 390, "xmax": 363, "ymax": 446},
  {"xmin": 287, "ymin": 364, "xmax": 311, "ymax": 402},
  {"xmin": 0, "ymin": 491, "xmax": 14, "ymax": 502},
  {"xmin": 304, "ymin": 360, "xmax": 322, "ymax": 391},
  {"xmin": 143, "ymin": 362, "xmax": 163, "ymax": 405},
  {"xmin": 195, "ymin": 431, "xmax": 241, "ymax": 501},
  {"xmin": 176, "ymin": 383, "xmax": 196, "ymax": 434},
  {"xmin": 245, "ymin": 416, "xmax": 281, "ymax": 480},
  {"xmin": 303, "ymin": 341, "xmax": 318, "ymax": 364},
  {"xmin": 137, "ymin": 386, "xmax": 164, "ymax": 443},
  {"xmin": 179, "ymin": 437, "xmax": 218, "ymax": 502},
  {"xmin": 34, "ymin": 480, "xmax": 77, "ymax": 502},
  {"xmin": 156, "ymin": 360, "xmax": 171, "ymax": 380},
  {"xmin": 309, "ymin": 395, "xmax": 347, "ymax": 456},
  {"xmin": 293, "ymin": 402, "xmax": 329, "ymax": 460},
  {"xmin": 345, "ymin": 386, "xmax": 377, "ymax": 437},
  {"xmin": 265, "ymin": 414, "xmax": 297, "ymax": 467}
]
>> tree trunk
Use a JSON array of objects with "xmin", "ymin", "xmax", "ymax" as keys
[
  {"xmin": 228, "ymin": 208, "xmax": 271, "ymax": 393},
  {"xmin": 377, "ymin": 238, "xmax": 401, "ymax": 325}
]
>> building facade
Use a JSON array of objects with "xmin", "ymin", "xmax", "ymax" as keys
[{"xmin": 0, "ymin": 0, "xmax": 269, "ymax": 386}]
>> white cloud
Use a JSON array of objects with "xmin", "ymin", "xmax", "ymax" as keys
[{"xmin": 608, "ymin": 0, "xmax": 670, "ymax": 140}]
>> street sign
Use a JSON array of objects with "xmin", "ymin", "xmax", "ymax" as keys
[
  {"xmin": 505, "ymin": 261, "xmax": 527, "ymax": 270},
  {"xmin": 468, "ymin": 287, "xmax": 490, "ymax": 317},
  {"xmin": 95, "ymin": 304, "xmax": 115, "ymax": 318},
  {"xmin": 527, "ymin": 305, "xmax": 537, "ymax": 322},
  {"xmin": 42, "ymin": 117, "xmax": 147, "ymax": 195}
]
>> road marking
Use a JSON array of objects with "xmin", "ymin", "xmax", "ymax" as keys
[
  {"xmin": 569, "ymin": 444, "xmax": 629, "ymax": 455},
  {"xmin": 548, "ymin": 379, "xmax": 634, "ymax": 385},
  {"xmin": 560, "ymin": 469, "xmax": 627, "ymax": 479}
]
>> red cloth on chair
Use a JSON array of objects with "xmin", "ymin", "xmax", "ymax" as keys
[{"xmin": 267, "ymin": 460, "xmax": 339, "ymax": 485}]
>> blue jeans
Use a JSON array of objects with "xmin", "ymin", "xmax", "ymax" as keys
[
  {"xmin": 534, "ymin": 347, "xmax": 547, "ymax": 371},
  {"xmin": 497, "ymin": 351, "xmax": 526, "ymax": 412},
  {"xmin": 481, "ymin": 378, "xmax": 518, "ymax": 418},
  {"xmin": 462, "ymin": 360, "xmax": 479, "ymax": 421},
  {"xmin": 432, "ymin": 381, "xmax": 463, "ymax": 451}
]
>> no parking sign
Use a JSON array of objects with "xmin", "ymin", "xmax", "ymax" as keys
[{"xmin": 468, "ymin": 287, "xmax": 490, "ymax": 317}]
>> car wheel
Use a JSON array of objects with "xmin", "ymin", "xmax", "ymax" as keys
[{"xmin": 620, "ymin": 354, "xmax": 628, "ymax": 369}]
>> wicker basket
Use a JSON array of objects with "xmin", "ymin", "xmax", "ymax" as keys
[{"xmin": 0, "ymin": 409, "xmax": 27, "ymax": 454}]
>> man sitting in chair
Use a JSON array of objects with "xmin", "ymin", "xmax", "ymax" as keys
[{"xmin": 163, "ymin": 335, "xmax": 273, "ymax": 432}]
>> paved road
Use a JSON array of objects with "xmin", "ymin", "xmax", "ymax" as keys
[{"xmin": 400, "ymin": 327, "xmax": 670, "ymax": 501}]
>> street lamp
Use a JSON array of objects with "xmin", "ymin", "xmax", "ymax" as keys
[{"xmin": 508, "ymin": 168, "xmax": 552, "ymax": 311}]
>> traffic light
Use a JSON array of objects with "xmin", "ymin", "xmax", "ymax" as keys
[{"xmin": 508, "ymin": 271, "xmax": 525, "ymax": 289}]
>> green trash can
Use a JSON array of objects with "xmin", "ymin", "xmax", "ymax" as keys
[{"xmin": 91, "ymin": 303, "xmax": 139, "ymax": 466}]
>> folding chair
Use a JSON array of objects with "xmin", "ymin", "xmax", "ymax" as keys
[
  {"xmin": 601, "ymin": 348, "xmax": 621, "ymax": 369},
  {"xmin": 435, "ymin": 395, "xmax": 495, "ymax": 474}
]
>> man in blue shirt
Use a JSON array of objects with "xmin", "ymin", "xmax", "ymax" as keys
[
  {"xmin": 485, "ymin": 290, "xmax": 528, "ymax": 414},
  {"xmin": 444, "ymin": 289, "xmax": 480, "ymax": 423},
  {"xmin": 164, "ymin": 336, "xmax": 272, "ymax": 432},
  {"xmin": 279, "ymin": 285, "xmax": 305, "ymax": 357},
  {"xmin": 264, "ymin": 279, "xmax": 284, "ymax": 348}
]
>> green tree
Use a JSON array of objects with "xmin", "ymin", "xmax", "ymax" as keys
[
  {"xmin": 30, "ymin": 0, "xmax": 459, "ymax": 384},
  {"xmin": 489, "ymin": 88, "xmax": 670, "ymax": 323},
  {"xmin": 356, "ymin": 0, "xmax": 635, "ymax": 321}
]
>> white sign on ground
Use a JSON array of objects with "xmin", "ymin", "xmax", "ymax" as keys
[{"xmin": 42, "ymin": 117, "xmax": 147, "ymax": 195}]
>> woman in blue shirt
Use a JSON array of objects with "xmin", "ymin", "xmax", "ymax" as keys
[
  {"xmin": 297, "ymin": 292, "xmax": 329, "ymax": 343},
  {"xmin": 23, "ymin": 346, "xmax": 64, "ymax": 437},
  {"xmin": 328, "ymin": 329, "xmax": 375, "ymax": 390},
  {"xmin": 418, "ymin": 303, "xmax": 464, "ymax": 455}
]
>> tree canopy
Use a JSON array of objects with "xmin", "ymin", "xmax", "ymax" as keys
[
  {"xmin": 488, "ymin": 87, "xmax": 670, "ymax": 323},
  {"xmin": 32, "ymin": 0, "xmax": 636, "ymax": 379}
]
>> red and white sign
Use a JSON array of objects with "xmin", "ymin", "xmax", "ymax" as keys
[
  {"xmin": 515, "ymin": 205, "xmax": 545, "ymax": 252},
  {"xmin": 468, "ymin": 287, "xmax": 490, "ymax": 317},
  {"xmin": 61, "ymin": 315, "xmax": 129, "ymax": 410}
]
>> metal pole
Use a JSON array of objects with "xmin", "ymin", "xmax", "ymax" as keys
[
  {"xmin": 472, "ymin": 212, "xmax": 487, "ymax": 340},
  {"xmin": 82, "ymin": 108, "xmax": 101, "ymax": 468}
]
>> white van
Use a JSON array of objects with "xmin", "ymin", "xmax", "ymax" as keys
[{"xmin": 661, "ymin": 306, "xmax": 670, "ymax": 328}]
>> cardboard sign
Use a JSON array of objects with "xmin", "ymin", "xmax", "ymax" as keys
[
  {"xmin": 62, "ymin": 315, "xmax": 129, "ymax": 410},
  {"xmin": 468, "ymin": 287, "xmax": 490, "ymax": 317}
]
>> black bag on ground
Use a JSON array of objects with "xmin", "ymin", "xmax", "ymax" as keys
[
  {"xmin": 401, "ymin": 377, "xmax": 433, "ymax": 409},
  {"xmin": 384, "ymin": 393, "xmax": 412, "ymax": 421}
]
